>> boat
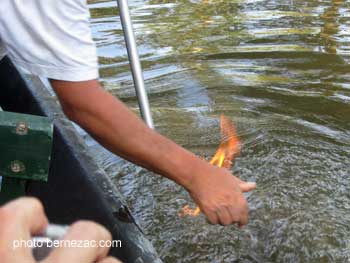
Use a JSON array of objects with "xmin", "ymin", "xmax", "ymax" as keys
[{"xmin": 0, "ymin": 56, "xmax": 162, "ymax": 263}]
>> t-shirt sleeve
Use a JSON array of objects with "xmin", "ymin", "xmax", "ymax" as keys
[{"xmin": 0, "ymin": 0, "xmax": 99, "ymax": 81}]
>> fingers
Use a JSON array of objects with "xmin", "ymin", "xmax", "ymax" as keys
[
  {"xmin": 202, "ymin": 195, "xmax": 249, "ymax": 226},
  {"xmin": 201, "ymin": 206, "xmax": 219, "ymax": 225},
  {"xmin": 188, "ymin": 167, "xmax": 255, "ymax": 227},
  {"xmin": 42, "ymin": 221, "xmax": 112, "ymax": 263},
  {"xmin": 238, "ymin": 207, "xmax": 248, "ymax": 228},
  {"xmin": 227, "ymin": 196, "xmax": 249, "ymax": 227},
  {"xmin": 203, "ymin": 199, "xmax": 248, "ymax": 227},
  {"xmin": 97, "ymin": 256, "xmax": 123, "ymax": 263},
  {"xmin": 0, "ymin": 198, "xmax": 117, "ymax": 263},
  {"xmin": 238, "ymin": 181, "xmax": 256, "ymax": 192},
  {"xmin": 237, "ymin": 196, "xmax": 249, "ymax": 227},
  {"xmin": 226, "ymin": 206, "xmax": 240, "ymax": 226},
  {"xmin": 1, "ymin": 197, "xmax": 48, "ymax": 235},
  {"xmin": 0, "ymin": 197, "xmax": 48, "ymax": 262},
  {"xmin": 216, "ymin": 208, "xmax": 232, "ymax": 226}
]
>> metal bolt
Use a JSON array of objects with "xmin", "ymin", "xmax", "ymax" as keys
[
  {"xmin": 16, "ymin": 121, "xmax": 28, "ymax": 135},
  {"xmin": 10, "ymin": 160, "xmax": 25, "ymax": 173}
]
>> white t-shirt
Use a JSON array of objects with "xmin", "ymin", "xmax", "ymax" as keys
[{"xmin": 0, "ymin": 0, "xmax": 99, "ymax": 81}]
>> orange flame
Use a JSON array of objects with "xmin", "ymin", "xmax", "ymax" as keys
[{"xmin": 179, "ymin": 114, "xmax": 240, "ymax": 217}]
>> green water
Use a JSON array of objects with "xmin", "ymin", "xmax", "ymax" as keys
[{"xmin": 88, "ymin": 0, "xmax": 350, "ymax": 262}]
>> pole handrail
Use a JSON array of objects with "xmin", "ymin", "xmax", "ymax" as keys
[{"xmin": 116, "ymin": 0, "xmax": 154, "ymax": 129}]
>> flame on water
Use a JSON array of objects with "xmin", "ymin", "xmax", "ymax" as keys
[
  {"xmin": 179, "ymin": 205, "xmax": 201, "ymax": 217},
  {"xmin": 209, "ymin": 115, "xmax": 240, "ymax": 168},
  {"xmin": 178, "ymin": 115, "xmax": 240, "ymax": 217}
]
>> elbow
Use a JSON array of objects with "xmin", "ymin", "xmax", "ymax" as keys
[
  {"xmin": 50, "ymin": 79, "xmax": 102, "ymax": 123},
  {"xmin": 60, "ymin": 101, "xmax": 80, "ymax": 123}
]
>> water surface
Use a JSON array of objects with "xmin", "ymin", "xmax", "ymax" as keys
[{"xmin": 87, "ymin": 0, "xmax": 350, "ymax": 262}]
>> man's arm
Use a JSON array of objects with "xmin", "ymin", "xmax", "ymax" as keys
[{"xmin": 50, "ymin": 79, "xmax": 256, "ymax": 226}]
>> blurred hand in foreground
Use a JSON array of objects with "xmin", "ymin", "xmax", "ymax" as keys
[{"xmin": 0, "ymin": 197, "xmax": 121, "ymax": 263}]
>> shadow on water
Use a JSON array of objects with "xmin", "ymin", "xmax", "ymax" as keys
[{"xmin": 86, "ymin": 0, "xmax": 350, "ymax": 262}]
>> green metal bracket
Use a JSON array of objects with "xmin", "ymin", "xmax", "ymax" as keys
[{"xmin": 0, "ymin": 107, "xmax": 53, "ymax": 205}]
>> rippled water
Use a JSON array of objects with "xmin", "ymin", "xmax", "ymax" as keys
[{"xmin": 87, "ymin": 0, "xmax": 350, "ymax": 262}]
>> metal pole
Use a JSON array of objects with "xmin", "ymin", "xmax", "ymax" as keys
[{"xmin": 116, "ymin": 0, "xmax": 154, "ymax": 129}]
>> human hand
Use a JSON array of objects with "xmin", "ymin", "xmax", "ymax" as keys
[
  {"xmin": 0, "ymin": 197, "xmax": 121, "ymax": 263},
  {"xmin": 187, "ymin": 165, "xmax": 256, "ymax": 226}
]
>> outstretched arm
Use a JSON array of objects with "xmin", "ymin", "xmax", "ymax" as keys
[{"xmin": 50, "ymin": 79, "xmax": 256, "ymax": 226}]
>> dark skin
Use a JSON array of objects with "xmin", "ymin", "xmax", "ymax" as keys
[{"xmin": 50, "ymin": 79, "xmax": 256, "ymax": 226}]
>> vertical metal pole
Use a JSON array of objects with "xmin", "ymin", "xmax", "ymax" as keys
[{"xmin": 116, "ymin": 0, "xmax": 154, "ymax": 129}]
